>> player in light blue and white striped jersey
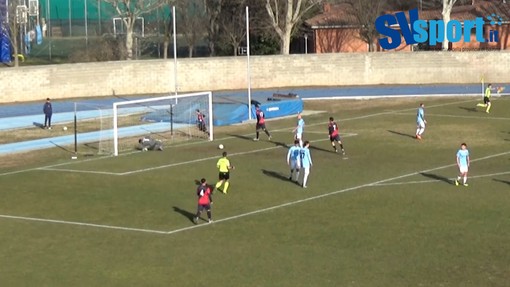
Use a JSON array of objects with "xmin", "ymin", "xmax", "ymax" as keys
[
  {"xmin": 293, "ymin": 113, "xmax": 305, "ymax": 147},
  {"xmin": 299, "ymin": 140, "xmax": 313, "ymax": 188},
  {"xmin": 415, "ymin": 103, "xmax": 427, "ymax": 139},
  {"xmin": 287, "ymin": 139, "xmax": 301, "ymax": 182}
]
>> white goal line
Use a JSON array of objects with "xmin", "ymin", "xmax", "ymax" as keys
[{"xmin": 39, "ymin": 133, "xmax": 359, "ymax": 176}]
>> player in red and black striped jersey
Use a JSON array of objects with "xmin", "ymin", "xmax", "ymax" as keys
[
  {"xmin": 253, "ymin": 105, "xmax": 272, "ymax": 141},
  {"xmin": 196, "ymin": 109, "xmax": 207, "ymax": 133},
  {"xmin": 328, "ymin": 117, "xmax": 345, "ymax": 155},
  {"xmin": 193, "ymin": 178, "xmax": 213, "ymax": 224}
]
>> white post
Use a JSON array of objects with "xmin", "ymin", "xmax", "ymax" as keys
[
  {"xmin": 246, "ymin": 6, "xmax": 252, "ymax": 120},
  {"xmin": 481, "ymin": 76, "xmax": 484, "ymax": 98},
  {"xmin": 84, "ymin": 0, "xmax": 88, "ymax": 45},
  {"xmin": 304, "ymin": 34, "xmax": 308, "ymax": 54},
  {"xmin": 172, "ymin": 5, "xmax": 178, "ymax": 97},
  {"xmin": 208, "ymin": 91, "xmax": 213, "ymax": 141},
  {"xmin": 97, "ymin": 0, "xmax": 101, "ymax": 34},
  {"xmin": 68, "ymin": 0, "xmax": 71, "ymax": 36},
  {"xmin": 113, "ymin": 102, "xmax": 119, "ymax": 156}
]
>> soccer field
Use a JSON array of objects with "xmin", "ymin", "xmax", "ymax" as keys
[{"xmin": 1, "ymin": 96, "xmax": 510, "ymax": 286}]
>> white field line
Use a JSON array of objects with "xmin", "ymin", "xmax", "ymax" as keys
[
  {"xmin": 370, "ymin": 170, "xmax": 510, "ymax": 187},
  {"xmin": 0, "ymin": 98, "xmax": 474, "ymax": 178},
  {"xmin": 2, "ymin": 149, "xmax": 507, "ymax": 235},
  {"xmin": 363, "ymin": 150, "xmax": 510, "ymax": 187},
  {"xmin": 43, "ymin": 133, "xmax": 358, "ymax": 176},
  {"xmin": 394, "ymin": 112, "xmax": 510, "ymax": 121},
  {"xmin": 302, "ymin": 94, "xmax": 483, "ymax": 101},
  {"xmin": 38, "ymin": 168, "xmax": 121, "ymax": 176},
  {"xmin": 0, "ymin": 214, "xmax": 168, "ymax": 234}
]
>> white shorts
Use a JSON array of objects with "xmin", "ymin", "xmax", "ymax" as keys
[
  {"xmin": 295, "ymin": 133, "xmax": 302, "ymax": 140},
  {"xmin": 290, "ymin": 160, "xmax": 300, "ymax": 169},
  {"xmin": 417, "ymin": 121, "xmax": 425, "ymax": 129},
  {"xmin": 459, "ymin": 165, "xmax": 468, "ymax": 174}
]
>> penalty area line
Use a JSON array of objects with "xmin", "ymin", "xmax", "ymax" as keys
[
  {"xmin": 371, "ymin": 170, "xmax": 510, "ymax": 187},
  {"xmin": 164, "ymin": 150, "xmax": 510, "ymax": 235},
  {"xmin": 119, "ymin": 134, "xmax": 358, "ymax": 176},
  {"xmin": 2, "ymin": 148, "xmax": 505, "ymax": 236},
  {"xmin": 0, "ymin": 214, "xmax": 169, "ymax": 235},
  {"xmin": 41, "ymin": 134, "xmax": 358, "ymax": 176}
]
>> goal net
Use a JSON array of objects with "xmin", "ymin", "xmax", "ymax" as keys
[
  {"xmin": 72, "ymin": 102, "xmax": 115, "ymax": 156},
  {"xmin": 112, "ymin": 92, "xmax": 213, "ymax": 156}
]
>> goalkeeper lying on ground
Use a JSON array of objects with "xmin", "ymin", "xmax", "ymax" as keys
[{"xmin": 137, "ymin": 136, "xmax": 163, "ymax": 151}]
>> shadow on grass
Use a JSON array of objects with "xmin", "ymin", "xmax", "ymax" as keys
[
  {"xmin": 420, "ymin": 172, "xmax": 452, "ymax": 184},
  {"xmin": 309, "ymin": 145, "xmax": 336, "ymax": 154},
  {"xmin": 262, "ymin": 169, "xmax": 290, "ymax": 182},
  {"xmin": 173, "ymin": 206, "xmax": 195, "ymax": 223},
  {"xmin": 272, "ymin": 140, "xmax": 289, "ymax": 148},
  {"xmin": 387, "ymin": 130, "xmax": 416, "ymax": 139},
  {"xmin": 33, "ymin": 122, "xmax": 45, "ymax": 129},
  {"xmin": 228, "ymin": 133, "xmax": 254, "ymax": 141},
  {"xmin": 458, "ymin": 106, "xmax": 478, "ymax": 112},
  {"xmin": 49, "ymin": 141, "xmax": 75, "ymax": 154},
  {"xmin": 493, "ymin": 178, "xmax": 510, "ymax": 186}
]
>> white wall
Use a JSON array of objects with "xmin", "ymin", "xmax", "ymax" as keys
[{"xmin": 1, "ymin": 51, "xmax": 509, "ymax": 103}]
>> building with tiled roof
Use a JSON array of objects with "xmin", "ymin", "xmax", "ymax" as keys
[{"xmin": 305, "ymin": 0, "xmax": 510, "ymax": 53}]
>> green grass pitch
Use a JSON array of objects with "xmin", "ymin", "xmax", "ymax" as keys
[{"xmin": 1, "ymin": 96, "xmax": 510, "ymax": 286}]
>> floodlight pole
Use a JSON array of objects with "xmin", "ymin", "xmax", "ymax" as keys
[
  {"xmin": 84, "ymin": 0, "xmax": 88, "ymax": 46},
  {"xmin": 47, "ymin": 0, "xmax": 51, "ymax": 60},
  {"xmin": 70, "ymin": 102, "xmax": 77, "ymax": 159},
  {"xmin": 481, "ymin": 76, "xmax": 484, "ymax": 98},
  {"xmin": 68, "ymin": 0, "xmax": 71, "ymax": 36},
  {"xmin": 246, "ymin": 6, "xmax": 252, "ymax": 120},
  {"xmin": 172, "ymin": 5, "xmax": 177, "ymax": 97},
  {"xmin": 97, "ymin": 0, "xmax": 101, "ymax": 34}
]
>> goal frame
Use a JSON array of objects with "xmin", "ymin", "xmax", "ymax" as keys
[{"xmin": 112, "ymin": 91, "xmax": 214, "ymax": 156}]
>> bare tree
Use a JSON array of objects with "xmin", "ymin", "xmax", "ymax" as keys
[
  {"xmin": 176, "ymin": 0, "xmax": 206, "ymax": 57},
  {"xmin": 441, "ymin": 0, "xmax": 458, "ymax": 50},
  {"xmin": 103, "ymin": 0, "xmax": 165, "ymax": 60},
  {"xmin": 219, "ymin": 0, "xmax": 247, "ymax": 56},
  {"xmin": 346, "ymin": 0, "xmax": 386, "ymax": 52},
  {"xmin": 204, "ymin": 0, "xmax": 224, "ymax": 56},
  {"xmin": 265, "ymin": 0, "xmax": 322, "ymax": 54}
]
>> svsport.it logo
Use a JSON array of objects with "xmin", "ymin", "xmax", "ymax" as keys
[{"xmin": 375, "ymin": 8, "xmax": 504, "ymax": 50}]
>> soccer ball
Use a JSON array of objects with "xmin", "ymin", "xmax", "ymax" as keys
[
  {"xmin": 62, "ymin": 126, "xmax": 68, "ymax": 131},
  {"xmin": 218, "ymin": 144, "xmax": 224, "ymax": 150}
]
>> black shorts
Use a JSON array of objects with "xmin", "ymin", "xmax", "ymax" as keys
[
  {"xmin": 197, "ymin": 203, "xmax": 211, "ymax": 212},
  {"xmin": 330, "ymin": 134, "xmax": 341, "ymax": 142},
  {"xmin": 256, "ymin": 123, "xmax": 266, "ymax": 130},
  {"xmin": 219, "ymin": 172, "xmax": 230, "ymax": 180},
  {"xmin": 484, "ymin": 96, "xmax": 490, "ymax": 104}
]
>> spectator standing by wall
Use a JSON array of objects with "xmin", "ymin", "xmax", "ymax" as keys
[{"xmin": 43, "ymin": 98, "xmax": 53, "ymax": 129}]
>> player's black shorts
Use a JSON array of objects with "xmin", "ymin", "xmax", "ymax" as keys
[
  {"xmin": 197, "ymin": 203, "xmax": 211, "ymax": 212},
  {"xmin": 218, "ymin": 172, "xmax": 230, "ymax": 180},
  {"xmin": 330, "ymin": 134, "xmax": 341, "ymax": 142},
  {"xmin": 484, "ymin": 96, "xmax": 490, "ymax": 104},
  {"xmin": 256, "ymin": 123, "xmax": 266, "ymax": 130}
]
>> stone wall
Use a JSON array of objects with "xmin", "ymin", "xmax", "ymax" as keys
[{"xmin": 1, "ymin": 51, "xmax": 509, "ymax": 103}]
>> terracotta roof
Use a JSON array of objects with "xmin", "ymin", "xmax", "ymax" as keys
[
  {"xmin": 306, "ymin": 0, "xmax": 510, "ymax": 28},
  {"xmin": 305, "ymin": 3, "xmax": 359, "ymax": 28}
]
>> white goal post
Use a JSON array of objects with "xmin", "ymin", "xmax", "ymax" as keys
[{"xmin": 112, "ymin": 92, "xmax": 214, "ymax": 156}]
